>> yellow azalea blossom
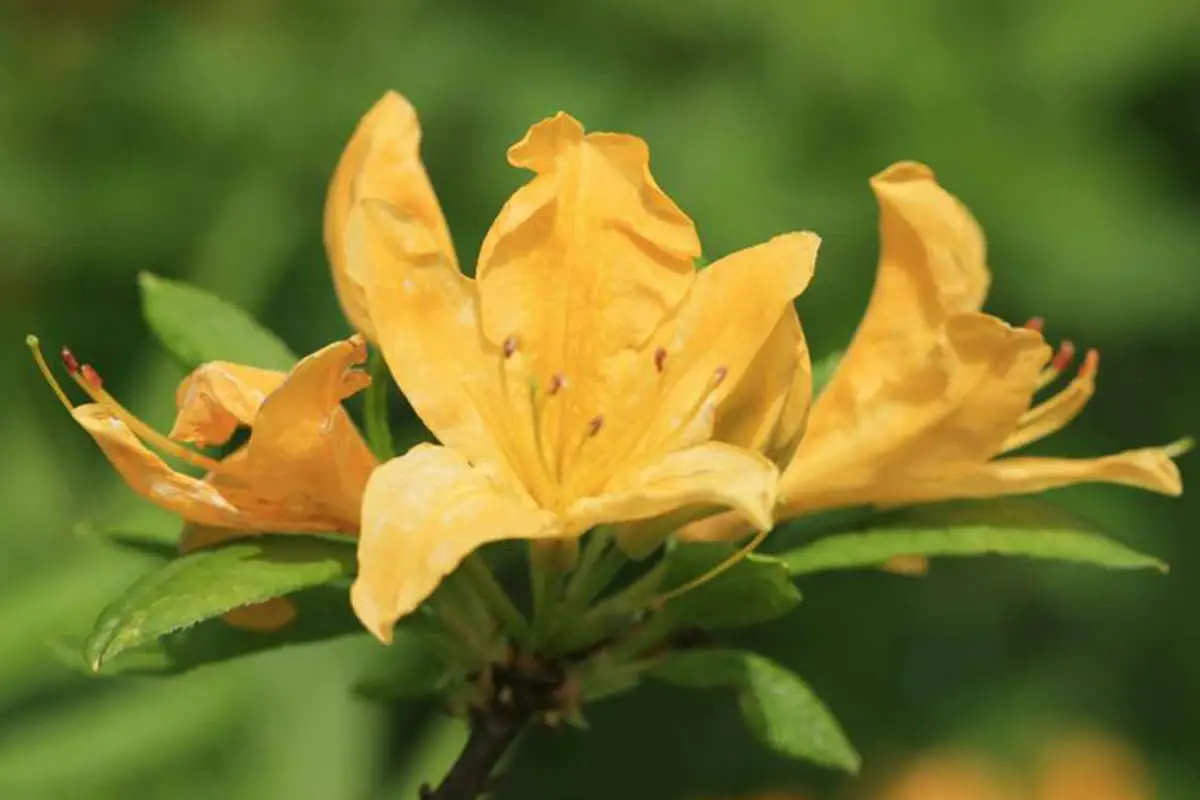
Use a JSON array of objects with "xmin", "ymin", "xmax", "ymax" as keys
[
  {"xmin": 682, "ymin": 161, "xmax": 1186, "ymax": 545},
  {"xmin": 326, "ymin": 92, "xmax": 819, "ymax": 642},
  {"xmin": 28, "ymin": 335, "xmax": 378, "ymax": 627}
]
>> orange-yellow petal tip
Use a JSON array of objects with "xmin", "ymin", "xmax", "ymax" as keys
[
  {"xmin": 350, "ymin": 580, "xmax": 396, "ymax": 645},
  {"xmin": 871, "ymin": 160, "xmax": 936, "ymax": 186},
  {"xmin": 507, "ymin": 112, "xmax": 586, "ymax": 170}
]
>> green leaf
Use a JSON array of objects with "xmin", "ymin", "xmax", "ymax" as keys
[
  {"xmin": 57, "ymin": 585, "xmax": 363, "ymax": 677},
  {"xmin": 810, "ymin": 349, "xmax": 843, "ymax": 397},
  {"xmin": 783, "ymin": 498, "xmax": 1167, "ymax": 576},
  {"xmin": 139, "ymin": 271, "xmax": 296, "ymax": 370},
  {"xmin": 83, "ymin": 536, "xmax": 357, "ymax": 671},
  {"xmin": 659, "ymin": 542, "xmax": 800, "ymax": 630},
  {"xmin": 649, "ymin": 649, "xmax": 860, "ymax": 772}
]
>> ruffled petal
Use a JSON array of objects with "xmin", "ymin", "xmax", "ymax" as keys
[
  {"xmin": 348, "ymin": 199, "xmax": 532, "ymax": 492},
  {"xmin": 324, "ymin": 91, "xmax": 457, "ymax": 339},
  {"xmin": 780, "ymin": 314, "xmax": 1047, "ymax": 515},
  {"xmin": 821, "ymin": 162, "xmax": 991, "ymax": 420},
  {"xmin": 170, "ymin": 362, "xmax": 285, "ymax": 446},
  {"xmin": 712, "ymin": 305, "xmax": 812, "ymax": 466},
  {"xmin": 870, "ymin": 444, "xmax": 1185, "ymax": 506},
  {"xmin": 72, "ymin": 405, "xmax": 247, "ymax": 528},
  {"xmin": 639, "ymin": 233, "xmax": 819, "ymax": 457},
  {"xmin": 351, "ymin": 444, "xmax": 561, "ymax": 642},
  {"xmin": 209, "ymin": 336, "xmax": 377, "ymax": 533},
  {"xmin": 569, "ymin": 442, "xmax": 778, "ymax": 555},
  {"xmin": 475, "ymin": 114, "xmax": 702, "ymax": 485}
]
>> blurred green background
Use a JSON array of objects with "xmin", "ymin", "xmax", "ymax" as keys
[{"xmin": 2, "ymin": 0, "xmax": 1197, "ymax": 797}]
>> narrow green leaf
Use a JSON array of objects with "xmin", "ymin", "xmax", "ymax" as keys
[
  {"xmin": 84, "ymin": 536, "xmax": 356, "ymax": 671},
  {"xmin": 138, "ymin": 271, "xmax": 296, "ymax": 370},
  {"xmin": 659, "ymin": 542, "xmax": 800, "ymax": 630},
  {"xmin": 650, "ymin": 649, "xmax": 859, "ymax": 772},
  {"xmin": 784, "ymin": 527, "xmax": 1167, "ymax": 576}
]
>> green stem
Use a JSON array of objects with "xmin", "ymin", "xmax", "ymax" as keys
[
  {"xmin": 584, "ymin": 558, "xmax": 667, "ymax": 620},
  {"xmin": 604, "ymin": 611, "xmax": 676, "ymax": 664},
  {"xmin": 364, "ymin": 347, "xmax": 395, "ymax": 461},
  {"xmin": 529, "ymin": 557, "xmax": 562, "ymax": 649},
  {"xmin": 563, "ymin": 531, "xmax": 627, "ymax": 608},
  {"xmin": 462, "ymin": 553, "xmax": 530, "ymax": 641}
]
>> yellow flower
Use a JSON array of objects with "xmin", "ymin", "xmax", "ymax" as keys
[
  {"xmin": 682, "ymin": 161, "xmax": 1186, "ymax": 545},
  {"xmin": 329, "ymin": 92, "xmax": 819, "ymax": 642}
]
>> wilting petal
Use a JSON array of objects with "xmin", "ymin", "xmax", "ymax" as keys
[
  {"xmin": 324, "ymin": 91, "xmax": 457, "ymax": 339},
  {"xmin": 821, "ymin": 162, "xmax": 991, "ymax": 418},
  {"xmin": 569, "ymin": 442, "xmax": 778, "ymax": 555},
  {"xmin": 712, "ymin": 307, "xmax": 812, "ymax": 466},
  {"xmin": 349, "ymin": 200, "xmax": 533, "ymax": 491},
  {"xmin": 170, "ymin": 362, "xmax": 285, "ymax": 446},
  {"xmin": 638, "ymin": 233, "xmax": 819, "ymax": 457},
  {"xmin": 210, "ymin": 336, "xmax": 376, "ymax": 533},
  {"xmin": 871, "ymin": 444, "xmax": 1185, "ymax": 506},
  {"xmin": 780, "ymin": 314, "xmax": 1047, "ymax": 514},
  {"xmin": 73, "ymin": 405, "xmax": 247, "ymax": 528},
  {"xmin": 475, "ymin": 114, "xmax": 701, "ymax": 482},
  {"xmin": 351, "ymin": 444, "xmax": 561, "ymax": 642}
]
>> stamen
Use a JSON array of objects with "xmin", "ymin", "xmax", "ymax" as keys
[
  {"xmin": 502, "ymin": 335, "xmax": 519, "ymax": 359},
  {"xmin": 1023, "ymin": 316, "xmax": 1045, "ymax": 333},
  {"xmin": 1036, "ymin": 339, "xmax": 1077, "ymax": 391},
  {"xmin": 653, "ymin": 346, "xmax": 667, "ymax": 374},
  {"xmin": 26, "ymin": 335, "xmax": 75, "ymax": 412},
  {"xmin": 654, "ymin": 526, "xmax": 771, "ymax": 604},
  {"xmin": 547, "ymin": 372, "xmax": 567, "ymax": 396},
  {"xmin": 1050, "ymin": 340, "xmax": 1076, "ymax": 373},
  {"xmin": 66, "ymin": 357, "xmax": 222, "ymax": 473},
  {"xmin": 711, "ymin": 366, "xmax": 728, "ymax": 388},
  {"xmin": 61, "ymin": 346, "xmax": 81, "ymax": 376},
  {"xmin": 586, "ymin": 415, "xmax": 605, "ymax": 437}
]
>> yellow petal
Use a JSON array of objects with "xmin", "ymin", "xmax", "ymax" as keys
[
  {"xmin": 474, "ymin": 114, "xmax": 701, "ymax": 481},
  {"xmin": 1034, "ymin": 733, "xmax": 1150, "ymax": 800},
  {"xmin": 821, "ymin": 162, "xmax": 991, "ymax": 418},
  {"xmin": 871, "ymin": 444, "xmax": 1185, "ymax": 506},
  {"xmin": 712, "ymin": 306, "xmax": 812, "ymax": 466},
  {"xmin": 72, "ymin": 405, "xmax": 247, "ymax": 528},
  {"xmin": 351, "ymin": 444, "xmax": 561, "ymax": 642},
  {"xmin": 349, "ymin": 199, "xmax": 536, "ymax": 495},
  {"xmin": 170, "ymin": 362, "xmax": 286, "ymax": 446},
  {"xmin": 221, "ymin": 598, "xmax": 298, "ymax": 632},
  {"xmin": 324, "ymin": 91, "xmax": 457, "ymax": 339},
  {"xmin": 209, "ymin": 336, "xmax": 377, "ymax": 533},
  {"xmin": 639, "ymin": 233, "xmax": 819, "ymax": 458},
  {"xmin": 570, "ymin": 442, "xmax": 779, "ymax": 555},
  {"xmin": 780, "ymin": 314, "xmax": 1047, "ymax": 515}
]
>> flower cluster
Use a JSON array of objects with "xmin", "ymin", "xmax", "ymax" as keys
[{"xmin": 32, "ymin": 91, "xmax": 1185, "ymax": 645}]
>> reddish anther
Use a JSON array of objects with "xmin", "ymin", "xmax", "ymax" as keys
[
  {"xmin": 547, "ymin": 372, "xmax": 566, "ymax": 396},
  {"xmin": 502, "ymin": 335, "xmax": 518, "ymax": 359},
  {"xmin": 1023, "ymin": 316, "xmax": 1045, "ymax": 333},
  {"xmin": 712, "ymin": 366, "xmax": 729, "ymax": 388},
  {"xmin": 61, "ymin": 346, "xmax": 81, "ymax": 375},
  {"xmin": 80, "ymin": 364, "xmax": 104, "ymax": 388},
  {"xmin": 1050, "ymin": 340, "xmax": 1076, "ymax": 373}
]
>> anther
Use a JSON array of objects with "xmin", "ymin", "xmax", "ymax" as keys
[
  {"xmin": 1050, "ymin": 340, "xmax": 1076, "ymax": 373},
  {"xmin": 502, "ymin": 335, "xmax": 519, "ymax": 359},
  {"xmin": 711, "ymin": 366, "xmax": 728, "ymax": 388},
  {"xmin": 80, "ymin": 364, "xmax": 103, "ymax": 389},
  {"xmin": 653, "ymin": 346, "xmax": 667, "ymax": 373},
  {"xmin": 547, "ymin": 372, "xmax": 567, "ymax": 396},
  {"xmin": 586, "ymin": 415, "xmax": 605, "ymax": 437},
  {"xmin": 61, "ymin": 346, "xmax": 80, "ymax": 375},
  {"xmin": 1024, "ymin": 317, "xmax": 1045, "ymax": 333}
]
